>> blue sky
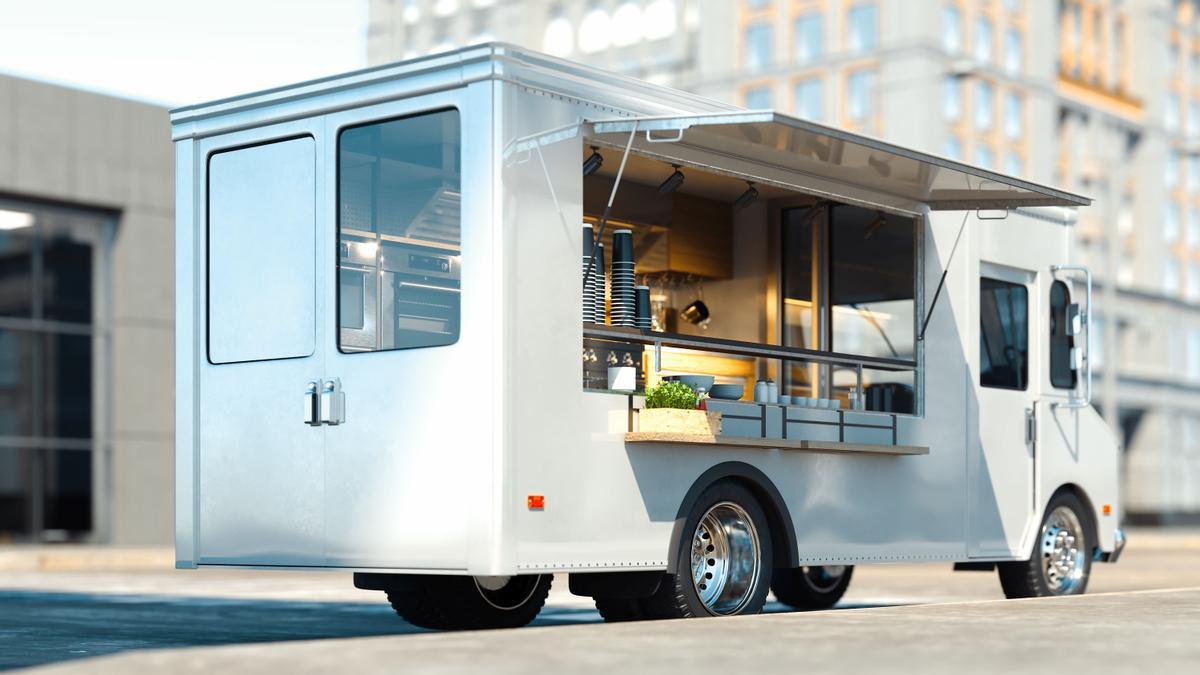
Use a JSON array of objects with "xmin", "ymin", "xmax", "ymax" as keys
[{"xmin": 0, "ymin": 0, "xmax": 367, "ymax": 106}]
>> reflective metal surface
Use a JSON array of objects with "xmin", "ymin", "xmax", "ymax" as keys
[
  {"xmin": 691, "ymin": 501, "xmax": 761, "ymax": 615},
  {"xmin": 802, "ymin": 566, "xmax": 847, "ymax": 594},
  {"xmin": 1041, "ymin": 506, "xmax": 1086, "ymax": 594},
  {"xmin": 589, "ymin": 112, "xmax": 1090, "ymax": 211}
]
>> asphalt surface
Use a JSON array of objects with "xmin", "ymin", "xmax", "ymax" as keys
[{"xmin": 2, "ymin": 530, "xmax": 1199, "ymax": 673}]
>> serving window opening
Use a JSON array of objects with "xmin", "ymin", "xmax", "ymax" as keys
[{"xmin": 579, "ymin": 144, "xmax": 919, "ymax": 416}]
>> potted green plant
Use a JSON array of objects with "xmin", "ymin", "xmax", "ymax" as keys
[{"xmin": 638, "ymin": 381, "xmax": 722, "ymax": 436}]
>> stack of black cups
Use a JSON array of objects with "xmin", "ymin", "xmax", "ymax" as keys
[
  {"xmin": 594, "ymin": 243, "xmax": 606, "ymax": 325},
  {"xmin": 610, "ymin": 229, "xmax": 636, "ymax": 327},
  {"xmin": 582, "ymin": 223, "xmax": 596, "ymax": 323},
  {"xmin": 635, "ymin": 285, "xmax": 651, "ymax": 330}
]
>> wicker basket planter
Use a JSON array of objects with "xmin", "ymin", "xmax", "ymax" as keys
[{"xmin": 638, "ymin": 408, "xmax": 722, "ymax": 436}]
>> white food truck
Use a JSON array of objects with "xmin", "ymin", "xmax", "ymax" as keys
[{"xmin": 173, "ymin": 44, "xmax": 1125, "ymax": 629}]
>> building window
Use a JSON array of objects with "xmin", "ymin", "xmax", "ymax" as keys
[
  {"xmin": 1168, "ymin": 151, "xmax": 1181, "ymax": 188},
  {"xmin": 1189, "ymin": 262, "xmax": 1200, "ymax": 301},
  {"xmin": 1165, "ymin": 257, "xmax": 1181, "ymax": 295},
  {"xmin": 403, "ymin": 0, "xmax": 421, "ymax": 23},
  {"xmin": 643, "ymin": 0, "xmax": 678, "ymax": 41},
  {"xmin": 579, "ymin": 8, "xmax": 613, "ymax": 53},
  {"xmin": 846, "ymin": 69, "xmax": 877, "ymax": 122},
  {"xmin": 1003, "ymin": 29, "xmax": 1022, "ymax": 74},
  {"xmin": 847, "ymin": 3, "xmax": 878, "ymax": 53},
  {"xmin": 943, "ymin": 4, "xmax": 961, "ymax": 53},
  {"xmin": 980, "ymin": 277, "xmax": 1028, "ymax": 390},
  {"xmin": 944, "ymin": 135, "xmax": 962, "ymax": 159},
  {"xmin": 1189, "ymin": 208, "xmax": 1200, "ymax": 246},
  {"xmin": 543, "ymin": 15, "xmax": 574, "ymax": 56},
  {"xmin": 1189, "ymin": 155, "xmax": 1200, "ymax": 193},
  {"xmin": 1117, "ymin": 252, "xmax": 1135, "ymax": 287},
  {"xmin": 1167, "ymin": 93, "xmax": 1181, "ymax": 132},
  {"xmin": 943, "ymin": 76, "xmax": 962, "ymax": 120},
  {"xmin": 1188, "ymin": 329, "xmax": 1200, "ymax": 379},
  {"xmin": 1190, "ymin": 100, "xmax": 1200, "ymax": 137},
  {"xmin": 794, "ymin": 12, "xmax": 822, "ymax": 64},
  {"xmin": 974, "ymin": 17, "xmax": 993, "ymax": 64},
  {"xmin": 745, "ymin": 86, "xmax": 772, "ymax": 109},
  {"xmin": 1005, "ymin": 152, "xmax": 1023, "ymax": 175},
  {"xmin": 976, "ymin": 144, "xmax": 994, "ymax": 169},
  {"xmin": 1166, "ymin": 202, "xmax": 1182, "ymax": 243},
  {"xmin": 975, "ymin": 81, "xmax": 994, "ymax": 130},
  {"xmin": 1169, "ymin": 43, "xmax": 1180, "ymax": 79},
  {"xmin": 1004, "ymin": 92, "xmax": 1022, "ymax": 139},
  {"xmin": 744, "ymin": 22, "xmax": 772, "ymax": 71},
  {"xmin": 1004, "ymin": 0, "xmax": 1021, "ymax": 12},
  {"xmin": 746, "ymin": 0, "xmax": 772, "ymax": 8},
  {"xmin": 0, "ymin": 200, "xmax": 110, "ymax": 542},
  {"xmin": 794, "ymin": 77, "xmax": 823, "ymax": 120}
]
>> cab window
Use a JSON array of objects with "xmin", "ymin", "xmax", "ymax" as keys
[{"xmin": 979, "ymin": 277, "xmax": 1028, "ymax": 390}]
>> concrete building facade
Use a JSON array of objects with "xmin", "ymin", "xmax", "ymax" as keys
[
  {"xmin": 0, "ymin": 74, "xmax": 173, "ymax": 544},
  {"xmin": 369, "ymin": 0, "xmax": 1200, "ymax": 522}
]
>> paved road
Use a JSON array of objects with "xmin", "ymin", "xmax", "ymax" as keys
[{"xmin": 2, "ymin": 530, "xmax": 1198, "ymax": 673}]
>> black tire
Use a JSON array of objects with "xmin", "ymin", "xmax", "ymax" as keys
[
  {"xmin": 385, "ymin": 574, "xmax": 552, "ymax": 630},
  {"xmin": 593, "ymin": 597, "xmax": 646, "ymax": 622},
  {"xmin": 638, "ymin": 480, "xmax": 774, "ymax": 620},
  {"xmin": 997, "ymin": 491, "xmax": 1094, "ymax": 599},
  {"xmin": 771, "ymin": 565, "xmax": 854, "ymax": 610}
]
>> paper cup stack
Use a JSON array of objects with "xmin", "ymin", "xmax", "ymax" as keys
[
  {"xmin": 582, "ymin": 223, "xmax": 597, "ymax": 323},
  {"xmin": 610, "ymin": 229, "xmax": 636, "ymax": 327}
]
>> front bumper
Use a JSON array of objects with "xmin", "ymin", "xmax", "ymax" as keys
[{"xmin": 1096, "ymin": 528, "xmax": 1127, "ymax": 563}]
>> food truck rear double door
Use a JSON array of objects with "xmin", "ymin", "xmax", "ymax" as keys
[{"xmin": 194, "ymin": 96, "xmax": 481, "ymax": 569}]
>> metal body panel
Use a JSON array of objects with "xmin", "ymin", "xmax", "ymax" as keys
[{"xmin": 175, "ymin": 45, "xmax": 1120, "ymax": 575}]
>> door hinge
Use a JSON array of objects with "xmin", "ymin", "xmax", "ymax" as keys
[{"xmin": 1025, "ymin": 407, "xmax": 1037, "ymax": 445}]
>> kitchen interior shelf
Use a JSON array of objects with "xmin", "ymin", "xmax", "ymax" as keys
[{"xmin": 623, "ymin": 432, "xmax": 928, "ymax": 456}]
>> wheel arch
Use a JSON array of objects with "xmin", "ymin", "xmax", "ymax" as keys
[
  {"xmin": 666, "ymin": 461, "xmax": 799, "ymax": 570},
  {"xmin": 1035, "ymin": 483, "xmax": 1099, "ymax": 553}
]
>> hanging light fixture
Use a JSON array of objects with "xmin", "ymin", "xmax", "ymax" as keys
[
  {"xmin": 733, "ymin": 181, "xmax": 759, "ymax": 210},
  {"xmin": 583, "ymin": 146, "xmax": 604, "ymax": 176},
  {"xmin": 657, "ymin": 164, "xmax": 685, "ymax": 194}
]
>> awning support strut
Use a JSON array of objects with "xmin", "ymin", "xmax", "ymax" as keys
[{"xmin": 583, "ymin": 125, "xmax": 638, "ymax": 292}]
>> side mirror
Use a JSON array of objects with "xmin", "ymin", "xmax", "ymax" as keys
[{"xmin": 1066, "ymin": 303, "xmax": 1083, "ymax": 337}]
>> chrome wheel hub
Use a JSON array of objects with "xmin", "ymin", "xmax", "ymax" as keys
[
  {"xmin": 802, "ymin": 565, "xmax": 847, "ymax": 593},
  {"xmin": 690, "ymin": 501, "xmax": 761, "ymax": 615},
  {"xmin": 1041, "ymin": 506, "xmax": 1085, "ymax": 594}
]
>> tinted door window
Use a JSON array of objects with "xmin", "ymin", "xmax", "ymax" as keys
[
  {"xmin": 1049, "ymin": 280, "xmax": 1077, "ymax": 389},
  {"xmin": 980, "ymin": 277, "xmax": 1028, "ymax": 390}
]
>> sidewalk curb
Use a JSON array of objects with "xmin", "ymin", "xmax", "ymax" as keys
[{"xmin": 0, "ymin": 547, "xmax": 174, "ymax": 572}]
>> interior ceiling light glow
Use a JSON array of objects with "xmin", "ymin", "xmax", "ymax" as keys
[
  {"xmin": 0, "ymin": 209, "xmax": 35, "ymax": 231},
  {"xmin": 733, "ymin": 182, "xmax": 759, "ymax": 210},
  {"xmin": 657, "ymin": 164, "xmax": 685, "ymax": 194},
  {"xmin": 583, "ymin": 146, "xmax": 604, "ymax": 176}
]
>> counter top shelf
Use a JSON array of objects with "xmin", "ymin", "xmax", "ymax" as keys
[{"xmin": 623, "ymin": 432, "xmax": 928, "ymax": 456}]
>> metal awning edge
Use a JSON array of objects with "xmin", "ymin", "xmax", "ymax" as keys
[{"xmin": 588, "ymin": 111, "xmax": 1092, "ymax": 209}]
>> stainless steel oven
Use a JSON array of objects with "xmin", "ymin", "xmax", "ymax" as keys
[{"xmin": 339, "ymin": 238, "xmax": 460, "ymax": 351}]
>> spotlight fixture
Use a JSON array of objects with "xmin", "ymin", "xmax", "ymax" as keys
[
  {"xmin": 864, "ymin": 212, "xmax": 888, "ymax": 240},
  {"xmin": 733, "ymin": 181, "xmax": 759, "ymax": 210},
  {"xmin": 583, "ymin": 146, "xmax": 604, "ymax": 177},
  {"xmin": 657, "ymin": 164, "xmax": 685, "ymax": 194}
]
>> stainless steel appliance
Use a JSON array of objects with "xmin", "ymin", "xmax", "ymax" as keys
[{"xmin": 339, "ymin": 238, "xmax": 461, "ymax": 351}]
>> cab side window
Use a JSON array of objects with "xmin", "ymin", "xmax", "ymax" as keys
[
  {"xmin": 1049, "ymin": 280, "xmax": 1077, "ymax": 389},
  {"xmin": 979, "ymin": 277, "xmax": 1028, "ymax": 390}
]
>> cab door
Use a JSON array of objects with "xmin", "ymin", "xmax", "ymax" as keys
[
  {"xmin": 970, "ymin": 263, "xmax": 1038, "ymax": 556},
  {"xmin": 197, "ymin": 131, "xmax": 327, "ymax": 565}
]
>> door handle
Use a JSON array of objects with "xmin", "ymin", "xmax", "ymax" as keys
[
  {"xmin": 304, "ymin": 381, "xmax": 321, "ymax": 426},
  {"xmin": 321, "ymin": 378, "xmax": 345, "ymax": 426}
]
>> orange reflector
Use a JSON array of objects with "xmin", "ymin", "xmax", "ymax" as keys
[
  {"xmin": 1102, "ymin": 504, "xmax": 1112, "ymax": 516},
  {"xmin": 527, "ymin": 494, "xmax": 545, "ymax": 509}
]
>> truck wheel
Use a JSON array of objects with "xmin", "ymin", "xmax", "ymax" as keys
[
  {"xmin": 771, "ymin": 565, "xmax": 854, "ymax": 610},
  {"xmin": 385, "ymin": 574, "xmax": 552, "ymax": 630},
  {"xmin": 997, "ymin": 492, "xmax": 1094, "ymax": 599},
  {"xmin": 640, "ymin": 481, "xmax": 773, "ymax": 619},
  {"xmin": 593, "ymin": 597, "xmax": 645, "ymax": 622}
]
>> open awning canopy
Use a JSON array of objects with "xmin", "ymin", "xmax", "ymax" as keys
[{"xmin": 587, "ymin": 111, "xmax": 1090, "ymax": 213}]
